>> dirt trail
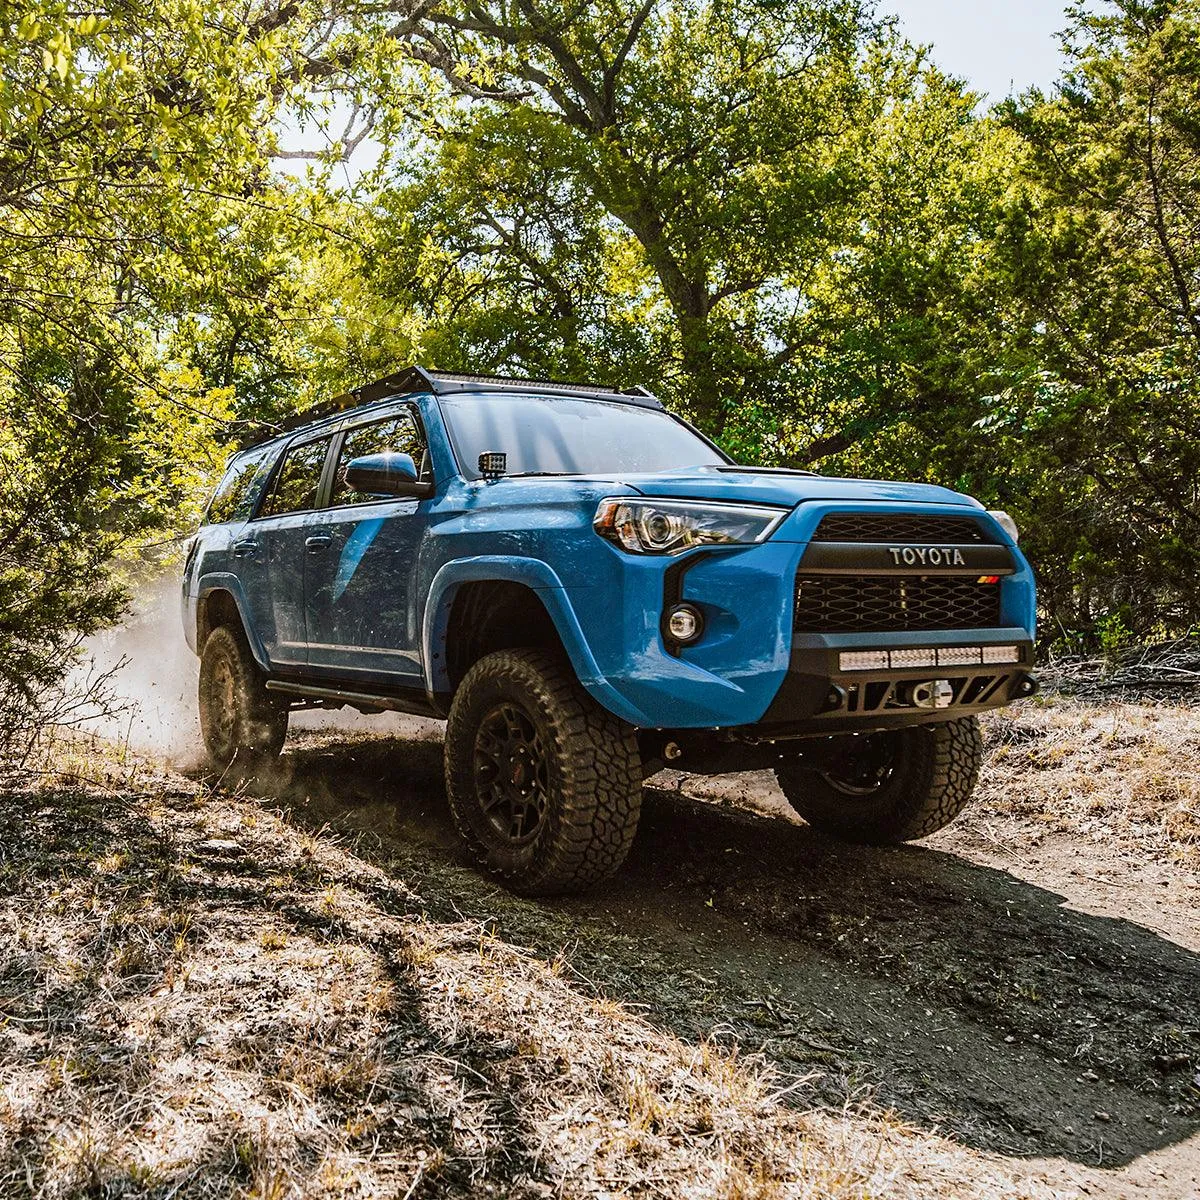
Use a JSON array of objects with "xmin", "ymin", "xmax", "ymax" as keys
[{"xmin": 233, "ymin": 723, "xmax": 1200, "ymax": 1200}]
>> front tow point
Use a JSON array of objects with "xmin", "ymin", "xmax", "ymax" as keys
[
  {"xmin": 1016, "ymin": 674, "xmax": 1040, "ymax": 698},
  {"xmin": 902, "ymin": 679, "xmax": 955, "ymax": 709}
]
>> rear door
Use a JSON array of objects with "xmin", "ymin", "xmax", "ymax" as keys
[
  {"xmin": 240, "ymin": 433, "xmax": 335, "ymax": 668},
  {"xmin": 303, "ymin": 407, "xmax": 431, "ymax": 685}
]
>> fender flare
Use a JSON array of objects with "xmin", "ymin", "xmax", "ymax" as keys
[
  {"xmin": 193, "ymin": 574, "xmax": 271, "ymax": 671},
  {"xmin": 421, "ymin": 556, "xmax": 651, "ymax": 724}
]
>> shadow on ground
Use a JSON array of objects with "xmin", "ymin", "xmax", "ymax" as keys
[
  {"xmin": 245, "ymin": 730, "xmax": 1200, "ymax": 1171},
  {"xmin": 0, "ymin": 778, "xmax": 559, "ymax": 1197}
]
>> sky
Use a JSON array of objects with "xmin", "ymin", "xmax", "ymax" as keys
[{"xmin": 887, "ymin": 0, "xmax": 1068, "ymax": 101}]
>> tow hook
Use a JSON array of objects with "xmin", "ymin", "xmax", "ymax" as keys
[{"xmin": 901, "ymin": 679, "xmax": 955, "ymax": 709}]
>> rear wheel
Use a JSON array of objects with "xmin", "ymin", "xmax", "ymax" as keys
[
  {"xmin": 775, "ymin": 716, "xmax": 983, "ymax": 844},
  {"xmin": 444, "ymin": 648, "xmax": 642, "ymax": 895},
  {"xmin": 198, "ymin": 624, "xmax": 288, "ymax": 769}
]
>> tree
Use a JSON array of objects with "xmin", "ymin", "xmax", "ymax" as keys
[
  {"xmin": 953, "ymin": 0, "xmax": 1200, "ymax": 639},
  {"xmin": 0, "ymin": 0, "xmax": 336, "ymax": 743},
  {"xmin": 310, "ymin": 0, "xmax": 895, "ymax": 431},
  {"xmin": 326, "ymin": 0, "xmax": 1011, "ymax": 475}
]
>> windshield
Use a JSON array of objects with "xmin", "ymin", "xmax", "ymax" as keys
[{"xmin": 440, "ymin": 394, "xmax": 727, "ymax": 478}]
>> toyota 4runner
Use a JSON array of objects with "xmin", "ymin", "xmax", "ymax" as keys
[{"xmin": 183, "ymin": 366, "xmax": 1037, "ymax": 894}]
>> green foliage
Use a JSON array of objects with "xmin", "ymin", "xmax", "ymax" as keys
[
  {"xmin": 0, "ymin": 0, "xmax": 330, "ymax": 731},
  {"xmin": 351, "ymin": 0, "xmax": 911, "ymax": 438},
  {"xmin": 939, "ymin": 0, "xmax": 1200, "ymax": 640}
]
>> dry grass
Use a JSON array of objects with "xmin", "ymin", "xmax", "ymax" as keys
[
  {"xmin": 0, "ymin": 733, "xmax": 1069, "ymax": 1200},
  {"xmin": 408, "ymin": 926, "xmax": 1065, "ymax": 1199},
  {"xmin": 980, "ymin": 698, "xmax": 1200, "ymax": 866}
]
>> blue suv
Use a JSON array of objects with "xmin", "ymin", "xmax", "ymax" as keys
[{"xmin": 183, "ymin": 366, "xmax": 1037, "ymax": 894}]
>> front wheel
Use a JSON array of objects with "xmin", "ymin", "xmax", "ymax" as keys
[
  {"xmin": 444, "ymin": 649, "xmax": 642, "ymax": 895},
  {"xmin": 198, "ymin": 624, "xmax": 289, "ymax": 770},
  {"xmin": 775, "ymin": 716, "xmax": 983, "ymax": 844}
]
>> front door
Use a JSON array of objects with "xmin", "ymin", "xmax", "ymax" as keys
[
  {"xmin": 240, "ymin": 433, "xmax": 334, "ymax": 668},
  {"xmin": 303, "ymin": 408, "xmax": 430, "ymax": 686}
]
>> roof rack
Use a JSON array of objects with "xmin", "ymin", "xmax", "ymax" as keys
[
  {"xmin": 240, "ymin": 365, "xmax": 660, "ymax": 447},
  {"xmin": 365, "ymin": 366, "xmax": 659, "ymax": 405}
]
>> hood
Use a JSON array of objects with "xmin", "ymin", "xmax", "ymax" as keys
[{"xmin": 611, "ymin": 466, "xmax": 982, "ymax": 510}]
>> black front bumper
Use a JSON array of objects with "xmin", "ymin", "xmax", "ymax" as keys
[
  {"xmin": 755, "ymin": 629, "xmax": 1037, "ymax": 736},
  {"xmin": 639, "ymin": 630, "xmax": 1036, "ymax": 775}
]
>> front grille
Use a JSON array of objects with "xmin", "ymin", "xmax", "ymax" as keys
[
  {"xmin": 795, "ymin": 575, "xmax": 1002, "ymax": 633},
  {"xmin": 811, "ymin": 513, "xmax": 993, "ymax": 544}
]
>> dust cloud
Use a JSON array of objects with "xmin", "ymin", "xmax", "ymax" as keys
[
  {"xmin": 79, "ymin": 579, "xmax": 205, "ymax": 765},
  {"xmin": 78, "ymin": 577, "xmax": 443, "ymax": 767}
]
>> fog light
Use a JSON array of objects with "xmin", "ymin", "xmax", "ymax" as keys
[{"xmin": 666, "ymin": 604, "xmax": 703, "ymax": 643}]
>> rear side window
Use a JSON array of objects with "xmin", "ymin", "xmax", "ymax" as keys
[
  {"xmin": 331, "ymin": 411, "xmax": 427, "ymax": 507},
  {"xmin": 257, "ymin": 436, "xmax": 333, "ymax": 518},
  {"xmin": 205, "ymin": 446, "xmax": 275, "ymax": 524}
]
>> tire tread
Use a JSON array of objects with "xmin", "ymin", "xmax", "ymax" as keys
[
  {"xmin": 198, "ymin": 623, "xmax": 288, "ymax": 769},
  {"xmin": 775, "ymin": 716, "xmax": 982, "ymax": 845},
  {"xmin": 444, "ymin": 648, "xmax": 641, "ymax": 894}
]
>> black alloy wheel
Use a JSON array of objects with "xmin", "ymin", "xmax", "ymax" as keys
[
  {"xmin": 474, "ymin": 702, "xmax": 552, "ymax": 845},
  {"xmin": 444, "ymin": 648, "xmax": 643, "ymax": 895},
  {"xmin": 816, "ymin": 732, "xmax": 901, "ymax": 797}
]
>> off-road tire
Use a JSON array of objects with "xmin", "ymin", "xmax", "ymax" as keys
[
  {"xmin": 775, "ymin": 716, "xmax": 983, "ymax": 845},
  {"xmin": 444, "ymin": 648, "xmax": 642, "ymax": 895},
  {"xmin": 198, "ymin": 624, "xmax": 289, "ymax": 770}
]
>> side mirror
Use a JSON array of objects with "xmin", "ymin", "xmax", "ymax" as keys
[{"xmin": 344, "ymin": 452, "xmax": 433, "ymax": 499}]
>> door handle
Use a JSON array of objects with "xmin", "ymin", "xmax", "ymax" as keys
[
  {"xmin": 305, "ymin": 534, "xmax": 332, "ymax": 552},
  {"xmin": 231, "ymin": 538, "xmax": 259, "ymax": 557}
]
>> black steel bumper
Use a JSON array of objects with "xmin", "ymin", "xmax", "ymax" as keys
[{"xmin": 755, "ymin": 629, "xmax": 1037, "ymax": 735}]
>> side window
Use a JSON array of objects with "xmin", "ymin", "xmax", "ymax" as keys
[
  {"xmin": 330, "ymin": 410, "xmax": 427, "ymax": 507},
  {"xmin": 205, "ymin": 445, "xmax": 274, "ymax": 524},
  {"xmin": 257, "ymin": 436, "xmax": 332, "ymax": 519}
]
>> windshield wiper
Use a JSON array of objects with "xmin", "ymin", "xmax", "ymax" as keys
[{"xmin": 504, "ymin": 471, "xmax": 573, "ymax": 478}]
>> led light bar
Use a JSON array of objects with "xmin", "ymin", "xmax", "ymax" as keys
[
  {"xmin": 889, "ymin": 648, "xmax": 937, "ymax": 668},
  {"xmin": 839, "ymin": 651, "xmax": 890, "ymax": 671},
  {"xmin": 982, "ymin": 644, "xmax": 1021, "ymax": 664},
  {"xmin": 937, "ymin": 646, "xmax": 983, "ymax": 666},
  {"xmin": 838, "ymin": 645, "xmax": 1021, "ymax": 672}
]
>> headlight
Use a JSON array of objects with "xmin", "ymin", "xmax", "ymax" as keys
[
  {"xmin": 988, "ymin": 509, "xmax": 1020, "ymax": 543},
  {"xmin": 593, "ymin": 498, "xmax": 787, "ymax": 555}
]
